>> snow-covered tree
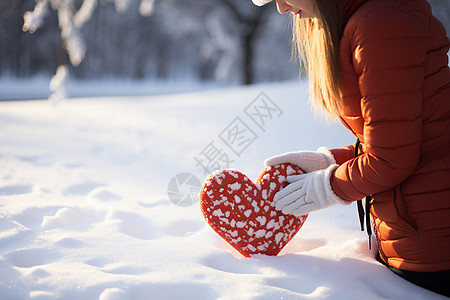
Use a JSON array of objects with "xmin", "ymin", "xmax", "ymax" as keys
[
  {"xmin": 22, "ymin": 0, "xmax": 155, "ymax": 101},
  {"xmin": 23, "ymin": 0, "xmax": 156, "ymax": 65}
]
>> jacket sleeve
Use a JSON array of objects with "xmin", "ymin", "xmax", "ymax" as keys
[
  {"xmin": 330, "ymin": 145, "xmax": 355, "ymax": 165},
  {"xmin": 330, "ymin": 7, "xmax": 430, "ymax": 201}
]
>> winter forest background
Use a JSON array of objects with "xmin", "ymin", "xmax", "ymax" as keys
[{"xmin": 0, "ymin": 0, "xmax": 449, "ymax": 91}]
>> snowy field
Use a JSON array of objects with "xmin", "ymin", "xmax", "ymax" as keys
[{"xmin": 0, "ymin": 80, "xmax": 447, "ymax": 299}]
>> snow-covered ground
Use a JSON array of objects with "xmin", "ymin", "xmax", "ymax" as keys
[{"xmin": 0, "ymin": 80, "xmax": 447, "ymax": 299}]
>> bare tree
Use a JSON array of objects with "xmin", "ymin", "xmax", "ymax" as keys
[{"xmin": 216, "ymin": 0, "xmax": 271, "ymax": 85}]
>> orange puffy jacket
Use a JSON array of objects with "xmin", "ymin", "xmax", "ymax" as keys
[{"xmin": 329, "ymin": 0, "xmax": 450, "ymax": 272}]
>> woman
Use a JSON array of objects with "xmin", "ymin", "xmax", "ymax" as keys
[{"xmin": 253, "ymin": 0, "xmax": 450, "ymax": 296}]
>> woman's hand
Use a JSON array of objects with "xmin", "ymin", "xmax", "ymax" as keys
[
  {"xmin": 273, "ymin": 164, "xmax": 350, "ymax": 216},
  {"xmin": 264, "ymin": 147, "xmax": 335, "ymax": 173}
]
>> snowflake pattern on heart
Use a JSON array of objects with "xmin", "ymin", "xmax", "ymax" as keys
[{"xmin": 200, "ymin": 163, "xmax": 308, "ymax": 257}]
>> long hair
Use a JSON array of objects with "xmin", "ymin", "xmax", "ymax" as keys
[{"xmin": 292, "ymin": 0, "xmax": 344, "ymax": 119}]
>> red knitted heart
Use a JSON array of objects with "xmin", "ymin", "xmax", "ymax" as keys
[{"xmin": 200, "ymin": 164, "xmax": 308, "ymax": 258}]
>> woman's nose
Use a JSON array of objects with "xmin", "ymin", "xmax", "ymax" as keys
[{"xmin": 275, "ymin": 0, "xmax": 291, "ymax": 14}]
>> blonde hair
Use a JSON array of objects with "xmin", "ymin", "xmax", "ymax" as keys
[{"xmin": 292, "ymin": 0, "xmax": 344, "ymax": 119}]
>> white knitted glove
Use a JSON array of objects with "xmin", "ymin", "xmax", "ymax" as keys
[
  {"xmin": 273, "ymin": 164, "xmax": 350, "ymax": 216},
  {"xmin": 264, "ymin": 147, "xmax": 336, "ymax": 173}
]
